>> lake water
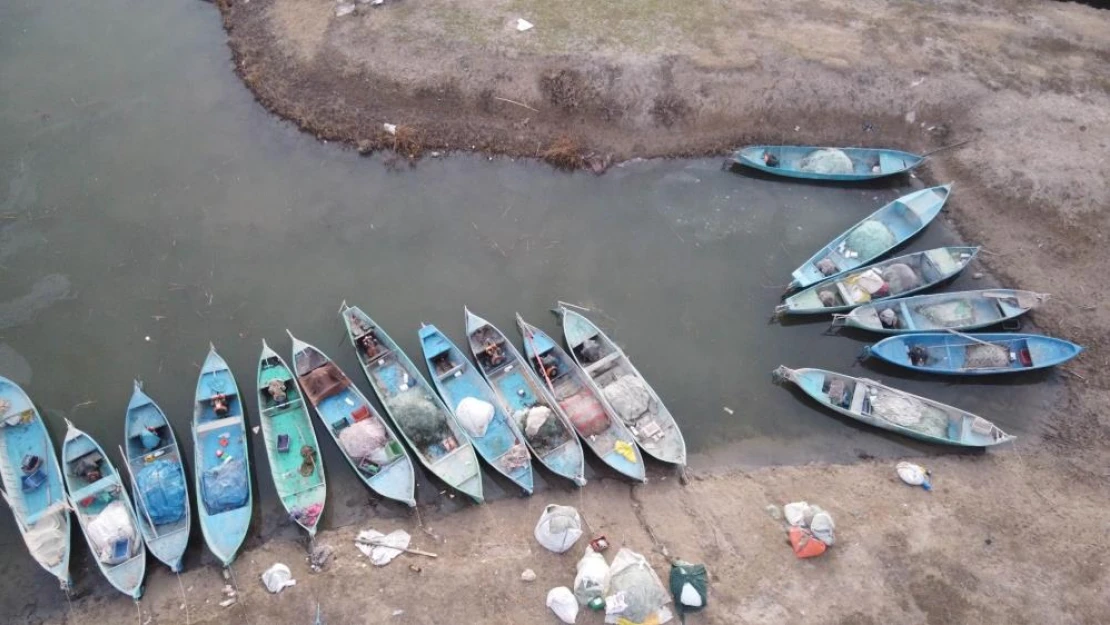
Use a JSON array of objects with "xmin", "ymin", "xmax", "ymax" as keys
[{"xmin": 0, "ymin": 0, "xmax": 1059, "ymax": 612}]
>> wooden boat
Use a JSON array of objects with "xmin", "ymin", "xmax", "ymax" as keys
[
  {"xmin": 557, "ymin": 308, "xmax": 687, "ymax": 466},
  {"xmin": 288, "ymin": 332, "xmax": 418, "ymax": 507},
  {"xmin": 419, "ymin": 323, "xmax": 534, "ymax": 495},
  {"xmin": 123, "ymin": 381, "xmax": 190, "ymax": 572},
  {"xmin": 61, "ymin": 420, "xmax": 145, "ymax": 598},
  {"xmin": 0, "ymin": 375, "xmax": 71, "ymax": 591},
  {"xmin": 732, "ymin": 145, "xmax": 924, "ymax": 181},
  {"xmin": 862, "ymin": 333, "xmax": 1083, "ymax": 375},
  {"xmin": 517, "ymin": 315, "xmax": 646, "ymax": 481},
  {"xmin": 192, "ymin": 345, "xmax": 252, "ymax": 567},
  {"xmin": 787, "ymin": 185, "xmax": 951, "ymax": 290},
  {"xmin": 776, "ymin": 247, "xmax": 978, "ymax": 316},
  {"xmin": 340, "ymin": 306, "xmax": 484, "ymax": 503},
  {"xmin": 465, "ymin": 308, "xmax": 586, "ymax": 486},
  {"xmin": 772, "ymin": 366, "xmax": 1014, "ymax": 447},
  {"xmin": 256, "ymin": 341, "xmax": 326, "ymax": 537},
  {"xmin": 834, "ymin": 289, "xmax": 1047, "ymax": 334}
]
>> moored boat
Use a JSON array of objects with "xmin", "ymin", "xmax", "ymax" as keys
[
  {"xmin": 419, "ymin": 323, "xmax": 534, "ymax": 495},
  {"xmin": 732, "ymin": 145, "xmax": 924, "ymax": 181},
  {"xmin": 787, "ymin": 185, "xmax": 951, "ymax": 290},
  {"xmin": 834, "ymin": 289, "xmax": 1047, "ymax": 334},
  {"xmin": 256, "ymin": 341, "xmax": 326, "ymax": 536},
  {"xmin": 0, "ymin": 376, "xmax": 71, "ymax": 591},
  {"xmin": 557, "ymin": 307, "xmax": 687, "ymax": 466},
  {"xmin": 192, "ymin": 345, "xmax": 252, "ymax": 567},
  {"xmin": 339, "ymin": 305, "xmax": 484, "ymax": 503},
  {"xmin": 772, "ymin": 366, "xmax": 1014, "ymax": 447},
  {"xmin": 517, "ymin": 315, "xmax": 645, "ymax": 482},
  {"xmin": 289, "ymin": 332, "xmax": 418, "ymax": 507},
  {"xmin": 123, "ymin": 381, "xmax": 190, "ymax": 572},
  {"xmin": 62, "ymin": 420, "xmax": 146, "ymax": 598},
  {"xmin": 776, "ymin": 247, "xmax": 978, "ymax": 316},
  {"xmin": 862, "ymin": 332, "xmax": 1083, "ymax": 375},
  {"xmin": 465, "ymin": 308, "xmax": 586, "ymax": 486}
]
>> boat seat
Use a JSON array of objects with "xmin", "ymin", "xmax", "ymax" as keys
[
  {"xmin": 583, "ymin": 352, "xmax": 620, "ymax": 375},
  {"xmin": 70, "ymin": 475, "xmax": 116, "ymax": 505},
  {"xmin": 24, "ymin": 502, "xmax": 65, "ymax": 526},
  {"xmin": 436, "ymin": 363, "xmax": 465, "ymax": 381},
  {"xmin": 196, "ymin": 415, "xmax": 243, "ymax": 434},
  {"xmin": 849, "ymin": 384, "xmax": 868, "ymax": 415}
]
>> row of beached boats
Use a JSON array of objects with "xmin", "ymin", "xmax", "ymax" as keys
[
  {"xmin": 733, "ymin": 145, "xmax": 1083, "ymax": 449},
  {"xmin": 0, "ymin": 305, "xmax": 686, "ymax": 598}
]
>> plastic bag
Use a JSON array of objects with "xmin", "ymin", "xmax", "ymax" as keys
[
  {"xmin": 534, "ymin": 504, "xmax": 583, "ymax": 553},
  {"xmin": 669, "ymin": 560, "xmax": 708, "ymax": 618},
  {"xmin": 524, "ymin": 406, "xmax": 555, "ymax": 436},
  {"xmin": 574, "ymin": 546, "xmax": 610, "ymax": 605},
  {"xmin": 783, "ymin": 501, "xmax": 809, "ymax": 527},
  {"xmin": 87, "ymin": 500, "xmax": 137, "ymax": 564},
  {"xmin": 604, "ymin": 548, "xmax": 672, "ymax": 624},
  {"xmin": 810, "ymin": 511, "xmax": 836, "ymax": 546},
  {"xmin": 135, "ymin": 458, "xmax": 187, "ymax": 525},
  {"xmin": 262, "ymin": 563, "xmax": 296, "ymax": 593},
  {"xmin": 897, "ymin": 461, "xmax": 932, "ymax": 490},
  {"xmin": 201, "ymin": 458, "xmax": 249, "ymax": 515},
  {"xmin": 455, "ymin": 397, "xmax": 495, "ymax": 438},
  {"xmin": 789, "ymin": 526, "xmax": 827, "ymax": 558},
  {"xmin": 547, "ymin": 587, "xmax": 579, "ymax": 624}
]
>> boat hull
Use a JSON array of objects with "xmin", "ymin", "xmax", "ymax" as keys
[
  {"xmin": 733, "ymin": 145, "xmax": 924, "ymax": 181},
  {"xmin": 863, "ymin": 333, "xmax": 1082, "ymax": 375}
]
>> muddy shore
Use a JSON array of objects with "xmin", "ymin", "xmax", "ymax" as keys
[{"xmin": 15, "ymin": 1, "xmax": 1110, "ymax": 623}]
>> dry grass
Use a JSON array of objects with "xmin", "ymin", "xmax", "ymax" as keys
[{"xmin": 540, "ymin": 135, "xmax": 584, "ymax": 170}]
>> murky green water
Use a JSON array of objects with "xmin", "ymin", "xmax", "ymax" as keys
[{"xmin": 0, "ymin": 0, "xmax": 1058, "ymax": 613}]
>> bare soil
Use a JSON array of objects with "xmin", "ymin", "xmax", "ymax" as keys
[{"xmin": 26, "ymin": 1, "xmax": 1110, "ymax": 623}]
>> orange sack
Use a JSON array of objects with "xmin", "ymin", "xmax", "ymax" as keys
[{"xmin": 789, "ymin": 526, "xmax": 827, "ymax": 559}]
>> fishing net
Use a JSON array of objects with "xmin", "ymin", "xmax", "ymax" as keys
[
  {"xmin": 916, "ymin": 300, "xmax": 975, "ymax": 328},
  {"xmin": 845, "ymin": 220, "xmax": 896, "ymax": 259},
  {"xmin": 135, "ymin": 458, "xmax": 187, "ymax": 525},
  {"xmin": 882, "ymin": 263, "xmax": 921, "ymax": 294},
  {"xmin": 500, "ymin": 443, "xmax": 531, "ymax": 472},
  {"xmin": 965, "ymin": 344, "xmax": 1009, "ymax": 368},
  {"xmin": 337, "ymin": 418, "xmax": 389, "ymax": 463},
  {"xmin": 797, "ymin": 148, "xmax": 853, "ymax": 174},
  {"xmin": 518, "ymin": 407, "xmax": 568, "ymax": 452},
  {"xmin": 603, "ymin": 375, "xmax": 655, "ymax": 425},
  {"xmin": 871, "ymin": 393, "xmax": 949, "ymax": 438},
  {"xmin": 25, "ymin": 509, "xmax": 67, "ymax": 566},
  {"xmin": 389, "ymin": 391, "xmax": 449, "ymax": 449},
  {"xmin": 605, "ymin": 548, "xmax": 670, "ymax": 624}
]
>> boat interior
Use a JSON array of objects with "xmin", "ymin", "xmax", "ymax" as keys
[{"xmin": 815, "ymin": 249, "xmax": 960, "ymax": 308}]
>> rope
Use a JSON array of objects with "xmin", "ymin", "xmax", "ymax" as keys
[
  {"xmin": 176, "ymin": 571, "xmax": 191, "ymax": 625},
  {"xmin": 134, "ymin": 599, "xmax": 143, "ymax": 625}
]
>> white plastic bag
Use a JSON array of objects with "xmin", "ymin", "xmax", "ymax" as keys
[
  {"xmin": 897, "ymin": 461, "xmax": 928, "ymax": 486},
  {"xmin": 262, "ymin": 563, "xmax": 296, "ymax": 593},
  {"xmin": 783, "ymin": 501, "xmax": 809, "ymax": 527},
  {"xmin": 547, "ymin": 586, "xmax": 578, "ymax": 624},
  {"xmin": 456, "ymin": 397, "xmax": 495, "ymax": 438},
  {"xmin": 574, "ymin": 546, "xmax": 610, "ymax": 605},
  {"xmin": 524, "ymin": 406, "xmax": 554, "ymax": 436},
  {"xmin": 86, "ymin": 501, "xmax": 137, "ymax": 563},
  {"xmin": 810, "ymin": 511, "xmax": 836, "ymax": 546},
  {"xmin": 355, "ymin": 528, "xmax": 411, "ymax": 566},
  {"xmin": 534, "ymin": 504, "xmax": 583, "ymax": 553}
]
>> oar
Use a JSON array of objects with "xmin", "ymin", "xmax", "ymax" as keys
[
  {"xmin": 921, "ymin": 137, "xmax": 976, "ymax": 158},
  {"xmin": 118, "ymin": 445, "xmax": 161, "ymax": 539},
  {"xmin": 521, "ymin": 318, "xmax": 557, "ymax": 397},
  {"xmin": 355, "ymin": 535, "xmax": 438, "ymax": 558},
  {"xmin": 943, "ymin": 328, "xmax": 1002, "ymax": 349}
]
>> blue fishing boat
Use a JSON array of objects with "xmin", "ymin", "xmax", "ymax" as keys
[
  {"xmin": 732, "ymin": 145, "xmax": 924, "ymax": 181},
  {"xmin": 419, "ymin": 324, "xmax": 534, "ymax": 495},
  {"xmin": 862, "ymin": 333, "xmax": 1083, "ymax": 375},
  {"xmin": 776, "ymin": 247, "xmax": 979, "ymax": 316},
  {"xmin": 557, "ymin": 307, "xmax": 687, "ymax": 466},
  {"xmin": 192, "ymin": 345, "xmax": 252, "ymax": 567},
  {"xmin": 517, "ymin": 315, "xmax": 645, "ymax": 482},
  {"xmin": 340, "ymin": 305, "xmax": 484, "ymax": 503},
  {"xmin": 123, "ymin": 381, "xmax": 190, "ymax": 572},
  {"xmin": 0, "ymin": 376, "xmax": 71, "ymax": 591},
  {"xmin": 465, "ymin": 308, "xmax": 586, "ymax": 486},
  {"xmin": 256, "ymin": 341, "xmax": 326, "ymax": 536},
  {"xmin": 787, "ymin": 185, "xmax": 952, "ymax": 290},
  {"xmin": 62, "ymin": 420, "xmax": 146, "ymax": 598},
  {"xmin": 772, "ymin": 366, "xmax": 1014, "ymax": 447},
  {"xmin": 835, "ymin": 289, "xmax": 1048, "ymax": 334},
  {"xmin": 288, "ymin": 332, "xmax": 418, "ymax": 507}
]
